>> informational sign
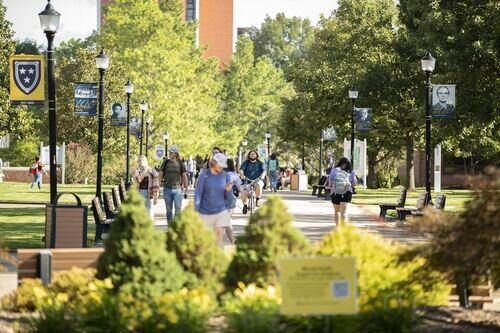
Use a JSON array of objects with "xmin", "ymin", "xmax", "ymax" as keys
[
  {"xmin": 258, "ymin": 144, "xmax": 268, "ymax": 159},
  {"xmin": 155, "ymin": 145, "xmax": 165, "ymax": 159},
  {"xmin": 40, "ymin": 142, "xmax": 66, "ymax": 184},
  {"xmin": 434, "ymin": 144, "xmax": 442, "ymax": 192},
  {"xmin": 74, "ymin": 83, "xmax": 98, "ymax": 116},
  {"xmin": 110, "ymin": 102, "xmax": 127, "ymax": 126},
  {"xmin": 432, "ymin": 85, "xmax": 456, "ymax": 118},
  {"xmin": 322, "ymin": 127, "xmax": 336, "ymax": 141},
  {"xmin": 9, "ymin": 54, "xmax": 45, "ymax": 105},
  {"xmin": 279, "ymin": 257, "xmax": 358, "ymax": 315},
  {"xmin": 130, "ymin": 117, "xmax": 141, "ymax": 136},
  {"xmin": 343, "ymin": 138, "xmax": 368, "ymax": 187},
  {"xmin": 0, "ymin": 135, "xmax": 10, "ymax": 149},
  {"xmin": 355, "ymin": 108, "xmax": 371, "ymax": 132}
]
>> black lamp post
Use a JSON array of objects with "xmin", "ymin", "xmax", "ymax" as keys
[
  {"xmin": 265, "ymin": 132, "xmax": 271, "ymax": 157},
  {"xmin": 95, "ymin": 48, "xmax": 110, "ymax": 200},
  {"xmin": 240, "ymin": 139, "xmax": 248, "ymax": 167},
  {"xmin": 39, "ymin": 0, "xmax": 60, "ymax": 204},
  {"xmin": 124, "ymin": 79, "xmax": 133, "ymax": 188},
  {"xmin": 145, "ymin": 115, "xmax": 152, "ymax": 157},
  {"xmin": 163, "ymin": 132, "xmax": 169, "ymax": 157},
  {"xmin": 139, "ymin": 100, "xmax": 147, "ymax": 155},
  {"xmin": 421, "ymin": 52, "xmax": 436, "ymax": 204},
  {"xmin": 348, "ymin": 86, "xmax": 359, "ymax": 167}
]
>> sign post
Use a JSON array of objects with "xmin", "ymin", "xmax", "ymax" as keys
[{"xmin": 279, "ymin": 257, "xmax": 358, "ymax": 316}]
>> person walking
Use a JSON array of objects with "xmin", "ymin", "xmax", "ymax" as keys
[
  {"xmin": 328, "ymin": 157, "xmax": 357, "ymax": 227},
  {"xmin": 240, "ymin": 150, "xmax": 266, "ymax": 214},
  {"xmin": 223, "ymin": 158, "xmax": 242, "ymax": 244},
  {"xmin": 133, "ymin": 155, "xmax": 160, "ymax": 216},
  {"xmin": 186, "ymin": 155, "xmax": 196, "ymax": 188},
  {"xmin": 266, "ymin": 153, "xmax": 279, "ymax": 192},
  {"xmin": 159, "ymin": 145, "xmax": 189, "ymax": 224},
  {"xmin": 194, "ymin": 153, "xmax": 233, "ymax": 246},
  {"xmin": 28, "ymin": 156, "xmax": 47, "ymax": 191}
]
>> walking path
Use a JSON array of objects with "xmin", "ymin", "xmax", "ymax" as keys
[{"xmin": 152, "ymin": 189, "xmax": 425, "ymax": 245}]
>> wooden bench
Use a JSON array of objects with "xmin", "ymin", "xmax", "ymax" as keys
[
  {"xmin": 312, "ymin": 176, "xmax": 328, "ymax": 197},
  {"xmin": 411, "ymin": 193, "xmax": 446, "ymax": 217},
  {"xmin": 17, "ymin": 248, "xmax": 103, "ymax": 284},
  {"xmin": 91, "ymin": 197, "xmax": 113, "ymax": 243},
  {"xmin": 119, "ymin": 180, "xmax": 128, "ymax": 202},
  {"xmin": 396, "ymin": 191, "xmax": 428, "ymax": 222},
  {"xmin": 378, "ymin": 187, "xmax": 407, "ymax": 221},
  {"xmin": 449, "ymin": 285, "xmax": 495, "ymax": 309},
  {"xmin": 103, "ymin": 191, "xmax": 119, "ymax": 219},
  {"xmin": 112, "ymin": 186, "xmax": 122, "ymax": 209}
]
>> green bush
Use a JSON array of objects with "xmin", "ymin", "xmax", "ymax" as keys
[
  {"xmin": 96, "ymin": 189, "xmax": 186, "ymax": 300},
  {"xmin": 316, "ymin": 226, "xmax": 449, "ymax": 310},
  {"xmin": 223, "ymin": 283, "xmax": 281, "ymax": 333},
  {"xmin": 225, "ymin": 196, "xmax": 310, "ymax": 288},
  {"xmin": 166, "ymin": 204, "xmax": 228, "ymax": 291},
  {"xmin": 64, "ymin": 142, "xmax": 96, "ymax": 184},
  {"xmin": 0, "ymin": 278, "xmax": 46, "ymax": 312}
]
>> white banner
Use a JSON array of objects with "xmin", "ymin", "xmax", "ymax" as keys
[
  {"xmin": 0, "ymin": 134, "xmax": 10, "ymax": 148},
  {"xmin": 343, "ymin": 138, "xmax": 368, "ymax": 188}
]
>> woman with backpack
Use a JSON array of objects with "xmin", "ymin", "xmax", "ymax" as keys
[
  {"xmin": 194, "ymin": 153, "xmax": 234, "ymax": 247},
  {"xmin": 133, "ymin": 155, "xmax": 160, "ymax": 217},
  {"xmin": 223, "ymin": 158, "xmax": 242, "ymax": 244},
  {"xmin": 266, "ymin": 153, "xmax": 279, "ymax": 192},
  {"xmin": 28, "ymin": 156, "xmax": 47, "ymax": 191},
  {"xmin": 329, "ymin": 157, "xmax": 357, "ymax": 227}
]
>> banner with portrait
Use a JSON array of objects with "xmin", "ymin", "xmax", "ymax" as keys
[
  {"xmin": 9, "ymin": 54, "xmax": 45, "ymax": 105},
  {"xmin": 74, "ymin": 82, "xmax": 98, "ymax": 116},
  {"xmin": 432, "ymin": 85, "xmax": 456, "ymax": 119},
  {"xmin": 130, "ymin": 116, "xmax": 141, "ymax": 137},
  {"xmin": 355, "ymin": 108, "xmax": 371, "ymax": 132},
  {"xmin": 155, "ymin": 145, "xmax": 165, "ymax": 159},
  {"xmin": 110, "ymin": 102, "xmax": 126, "ymax": 126}
]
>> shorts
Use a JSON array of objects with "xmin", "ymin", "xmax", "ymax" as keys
[
  {"xmin": 200, "ymin": 210, "xmax": 231, "ymax": 229},
  {"xmin": 243, "ymin": 180, "xmax": 264, "ymax": 192},
  {"xmin": 331, "ymin": 191, "xmax": 352, "ymax": 205}
]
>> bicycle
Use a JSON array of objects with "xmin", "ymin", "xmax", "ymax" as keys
[{"xmin": 242, "ymin": 177, "xmax": 260, "ymax": 217}]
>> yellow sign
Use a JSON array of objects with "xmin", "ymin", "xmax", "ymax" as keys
[
  {"xmin": 9, "ymin": 54, "xmax": 45, "ymax": 105},
  {"xmin": 279, "ymin": 257, "xmax": 358, "ymax": 315}
]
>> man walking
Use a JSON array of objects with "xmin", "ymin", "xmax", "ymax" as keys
[
  {"xmin": 159, "ymin": 145, "xmax": 188, "ymax": 223},
  {"xmin": 186, "ymin": 155, "xmax": 196, "ymax": 188}
]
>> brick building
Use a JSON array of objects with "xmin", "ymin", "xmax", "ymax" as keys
[{"xmin": 98, "ymin": 0, "xmax": 234, "ymax": 67}]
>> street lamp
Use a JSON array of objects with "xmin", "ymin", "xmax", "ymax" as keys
[
  {"xmin": 163, "ymin": 132, "xmax": 169, "ymax": 157},
  {"xmin": 95, "ymin": 48, "xmax": 109, "ymax": 200},
  {"xmin": 265, "ymin": 132, "xmax": 272, "ymax": 157},
  {"xmin": 145, "ymin": 115, "xmax": 153, "ymax": 157},
  {"xmin": 348, "ymin": 85, "xmax": 359, "ymax": 167},
  {"xmin": 139, "ymin": 100, "xmax": 147, "ymax": 155},
  {"xmin": 124, "ymin": 79, "xmax": 134, "ymax": 188},
  {"xmin": 39, "ymin": 0, "xmax": 60, "ymax": 204},
  {"xmin": 421, "ymin": 52, "xmax": 436, "ymax": 204}
]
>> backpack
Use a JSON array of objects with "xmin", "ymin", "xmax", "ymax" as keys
[
  {"xmin": 334, "ymin": 168, "xmax": 351, "ymax": 195},
  {"xmin": 268, "ymin": 159, "xmax": 278, "ymax": 172}
]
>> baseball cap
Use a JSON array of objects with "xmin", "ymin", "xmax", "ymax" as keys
[
  {"xmin": 168, "ymin": 145, "xmax": 180, "ymax": 154},
  {"xmin": 212, "ymin": 153, "xmax": 228, "ymax": 168}
]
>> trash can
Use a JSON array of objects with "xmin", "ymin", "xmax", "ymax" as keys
[
  {"xmin": 45, "ymin": 193, "xmax": 88, "ymax": 248},
  {"xmin": 290, "ymin": 173, "xmax": 308, "ymax": 191}
]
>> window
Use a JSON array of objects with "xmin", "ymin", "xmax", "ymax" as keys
[{"xmin": 186, "ymin": 0, "xmax": 196, "ymax": 22}]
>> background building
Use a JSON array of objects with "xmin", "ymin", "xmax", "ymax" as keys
[{"xmin": 99, "ymin": 0, "xmax": 234, "ymax": 67}]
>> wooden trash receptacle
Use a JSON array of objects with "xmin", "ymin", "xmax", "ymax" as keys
[{"xmin": 45, "ymin": 193, "xmax": 88, "ymax": 248}]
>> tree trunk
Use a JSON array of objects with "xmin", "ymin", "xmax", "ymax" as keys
[
  {"xmin": 405, "ymin": 138, "xmax": 415, "ymax": 190},
  {"xmin": 367, "ymin": 150, "xmax": 377, "ymax": 188},
  {"xmin": 456, "ymin": 277, "xmax": 471, "ymax": 308}
]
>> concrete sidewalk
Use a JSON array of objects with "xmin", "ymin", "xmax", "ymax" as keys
[{"xmin": 152, "ymin": 189, "xmax": 425, "ymax": 245}]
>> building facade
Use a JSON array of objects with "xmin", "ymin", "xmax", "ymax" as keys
[{"xmin": 99, "ymin": 0, "xmax": 234, "ymax": 67}]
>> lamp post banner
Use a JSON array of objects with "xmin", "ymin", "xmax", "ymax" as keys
[
  {"xmin": 355, "ymin": 108, "xmax": 371, "ymax": 132},
  {"xmin": 9, "ymin": 54, "xmax": 45, "ymax": 105},
  {"xmin": 432, "ymin": 84, "xmax": 456, "ymax": 118},
  {"xmin": 130, "ymin": 117, "xmax": 141, "ymax": 136},
  {"xmin": 110, "ymin": 102, "xmax": 127, "ymax": 126},
  {"xmin": 74, "ymin": 82, "xmax": 98, "ymax": 116},
  {"xmin": 322, "ymin": 127, "xmax": 336, "ymax": 141},
  {"xmin": 155, "ymin": 145, "xmax": 165, "ymax": 159}
]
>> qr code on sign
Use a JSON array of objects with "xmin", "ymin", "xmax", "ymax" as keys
[{"xmin": 331, "ymin": 280, "xmax": 349, "ymax": 299}]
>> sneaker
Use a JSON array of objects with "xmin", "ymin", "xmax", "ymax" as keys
[{"xmin": 242, "ymin": 204, "xmax": 248, "ymax": 215}]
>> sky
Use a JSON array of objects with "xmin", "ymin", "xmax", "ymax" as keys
[{"xmin": 5, "ymin": 0, "xmax": 338, "ymax": 45}]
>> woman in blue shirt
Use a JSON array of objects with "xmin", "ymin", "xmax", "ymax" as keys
[
  {"xmin": 329, "ymin": 157, "xmax": 357, "ymax": 227},
  {"xmin": 194, "ymin": 153, "xmax": 233, "ymax": 246}
]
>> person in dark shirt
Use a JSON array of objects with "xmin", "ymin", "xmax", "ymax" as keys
[
  {"xmin": 159, "ymin": 145, "xmax": 188, "ymax": 223},
  {"xmin": 239, "ymin": 150, "xmax": 266, "ymax": 214}
]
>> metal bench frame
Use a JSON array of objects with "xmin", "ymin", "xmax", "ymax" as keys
[{"xmin": 378, "ymin": 187, "xmax": 407, "ymax": 221}]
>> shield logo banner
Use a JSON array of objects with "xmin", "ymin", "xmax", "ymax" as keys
[{"xmin": 14, "ymin": 60, "xmax": 41, "ymax": 95}]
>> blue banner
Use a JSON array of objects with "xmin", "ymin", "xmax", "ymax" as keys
[{"xmin": 74, "ymin": 82, "xmax": 98, "ymax": 116}]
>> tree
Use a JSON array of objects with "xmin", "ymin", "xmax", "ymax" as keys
[
  {"xmin": 249, "ymin": 13, "xmax": 314, "ymax": 73},
  {"xmin": 99, "ymin": 0, "xmax": 222, "ymax": 156},
  {"xmin": 14, "ymin": 38, "xmax": 41, "ymax": 55},
  {"xmin": 96, "ymin": 189, "xmax": 186, "ymax": 300}
]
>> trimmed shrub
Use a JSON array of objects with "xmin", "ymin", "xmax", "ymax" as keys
[
  {"xmin": 166, "ymin": 204, "xmax": 228, "ymax": 291},
  {"xmin": 0, "ymin": 279, "xmax": 46, "ymax": 312},
  {"xmin": 64, "ymin": 142, "xmax": 95, "ymax": 183},
  {"xmin": 316, "ymin": 226, "xmax": 449, "ymax": 310},
  {"xmin": 225, "ymin": 196, "xmax": 310, "ymax": 288},
  {"xmin": 96, "ymin": 189, "xmax": 186, "ymax": 299}
]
